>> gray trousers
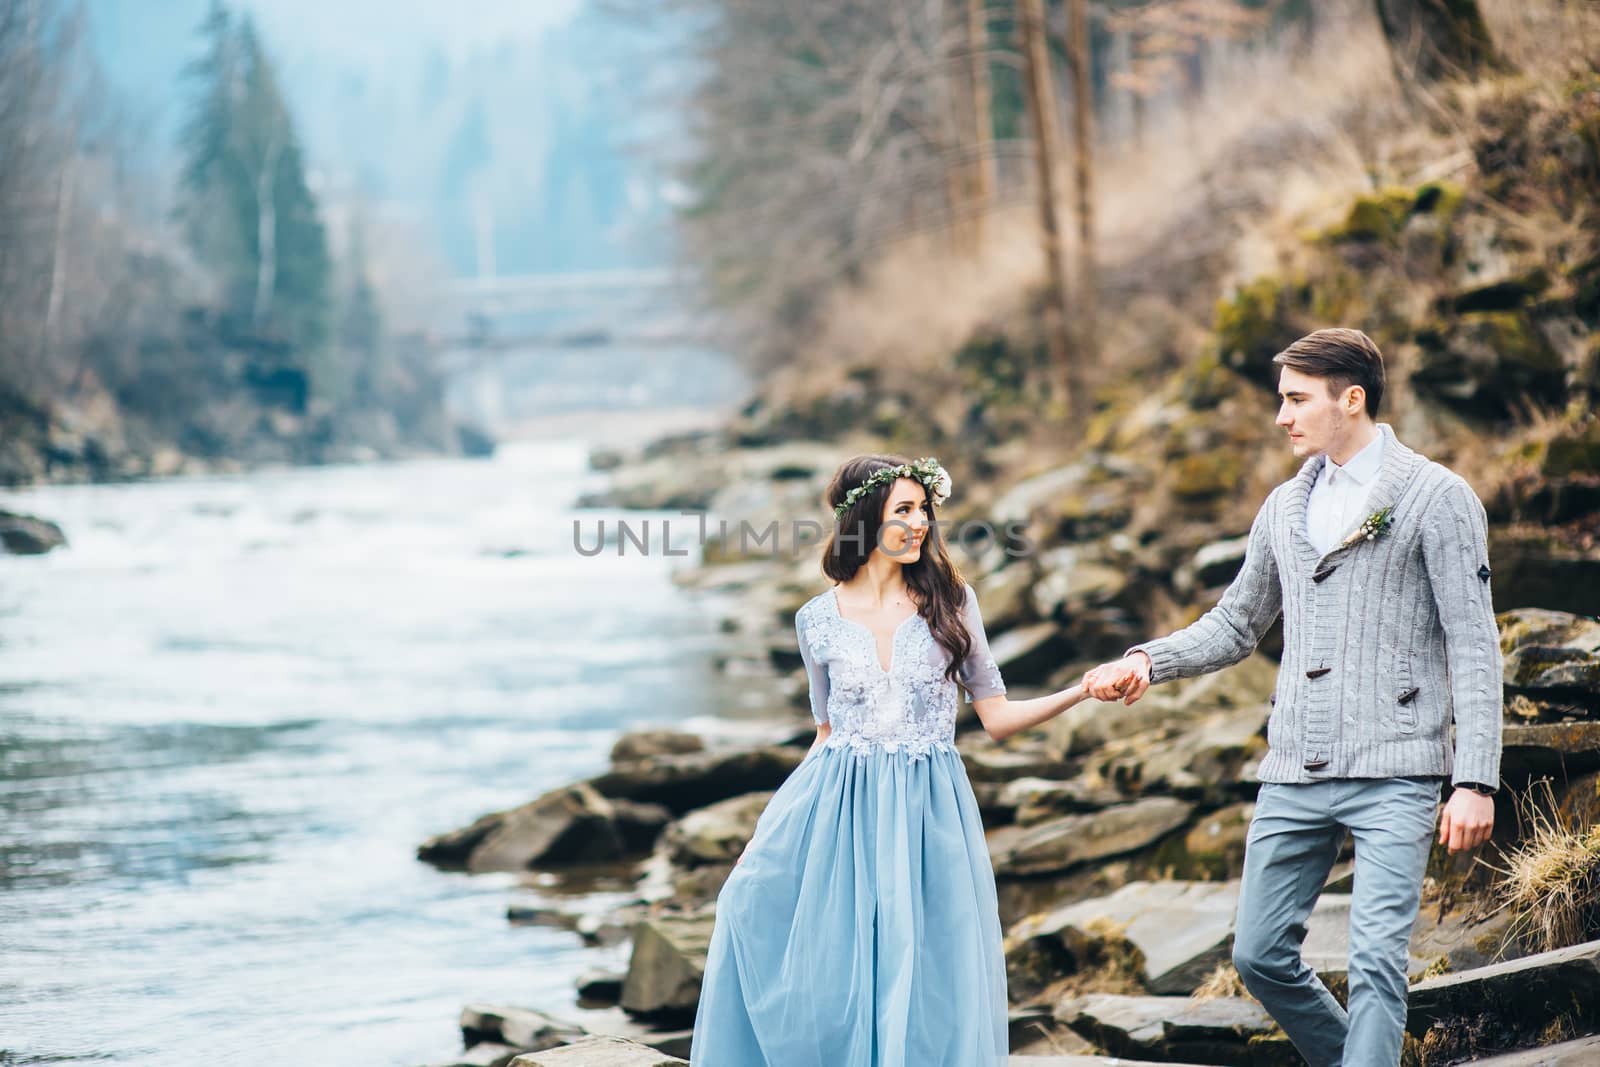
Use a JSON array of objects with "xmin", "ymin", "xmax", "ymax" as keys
[{"xmin": 1232, "ymin": 776, "xmax": 1440, "ymax": 1067}]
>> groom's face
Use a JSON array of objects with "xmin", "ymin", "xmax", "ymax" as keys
[{"xmin": 1275, "ymin": 366, "xmax": 1349, "ymax": 459}]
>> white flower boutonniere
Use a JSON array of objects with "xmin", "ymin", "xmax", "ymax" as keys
[{"xmin": 1341, "ymin": 505, "xmax": 1395, "ymax": 549}]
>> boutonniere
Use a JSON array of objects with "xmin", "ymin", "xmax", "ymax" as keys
[{"xmin": 1341, "ymin": 505, "xmax": 1395, "ymax": 549}]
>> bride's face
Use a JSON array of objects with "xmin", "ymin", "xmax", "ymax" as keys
[{"xmin": 878, "ymin": 478, "xmax": 931, "ymax": 562}]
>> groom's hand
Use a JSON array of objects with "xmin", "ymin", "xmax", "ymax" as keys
[
  {"xmin": 1083, "ymin": 653, "xmax": 1152, "ymax": 705},
  {"xmin": 1438, "ymin": 788, "xmax": 1495, "ymax": 852}
]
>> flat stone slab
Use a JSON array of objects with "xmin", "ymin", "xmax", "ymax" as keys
[
  {"xmin": 510, "ymin": 1035, "xmax": 688, "ymax": 1066},
  {"xmin": 990, "ymin": 797, "xmax": 1194, "ymax": 877},
  {"xmin": 1502, "ymin": 721, "xmax": 1600, "ymax": 775},
  {"xmin": 620, "ymin": 914, "xmax": 714, "ymax": 1016},
  {"xmin": 1010, "ymin": 880, "xmax": 1241, "ymax": 995},
  {"xmin": 589, "ymin": 745, "xmax": 805, "ymax": 814},
  {"xmin": 1407, "ymin": 939, "xmax": 1600, "ymax": 1038},
  {"xmin": 1499, "ymin": 609, "xmax": 1600, "ymax": 699},
  {"xmin": 1055, "ymin": 993, "xmax": 1287, "ymax": 1065},
  {"xmin": 1301, "ymin": 893, "xmax": 1429, "ymax": 978},
  {"xmin": 460, "ymin": 1005, "xmax": 584, "ymax": 1050},
  {"xmin": 1471, "ymin": 1035, "xmax": 1600, "ymax": 1064},
  {"xmin": 1010, "ymin": 1057, "xmax": 1213, "ymax": 1066}
]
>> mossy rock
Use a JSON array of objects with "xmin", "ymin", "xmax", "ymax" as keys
[
  {"xmin": 1412, "ymin": 311, "xmax": 1567, "ymax": 419},
  {"xmin": 1213, "ymin": 276, "xmax": 1312, "ymax": 385},
  {"xmin": 1170, "ymin": 451, "xmax": 1246, "ymax": 501},
  {"xmin": 1323, "ymin": 181, "xmax": 1464, "ymax": 247},
  {"xmin": 1413, "ymin": 180, "xmax": 1465, "ymax": 222},
  {"xmin": 1447, "ymin": 267, "xmax": 1553, "ymax": 314},
  {"xmin": 1177, "ymin": 351, "xmax": 1237, "ymax": 411},
  {"xmin": 1326, "ymin": 188, "xmax": 1417, "ymax": 243},
  {"xmin": 1542, "ymin": 418, "xmax": 1600, "ymax": 478},
  {"xmin": 954, "ymin": 330, "xmax": 1032, "ymax": 407}
]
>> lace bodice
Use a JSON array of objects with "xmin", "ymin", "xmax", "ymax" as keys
[{"xmin": 795, "ymin": 584, "xmax": 1007, "ymax": 759}]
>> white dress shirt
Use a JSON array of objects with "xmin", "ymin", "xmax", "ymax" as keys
[{"xmin": 1305, "ymin": 431, "xmax": 1385, "ymax": 556}]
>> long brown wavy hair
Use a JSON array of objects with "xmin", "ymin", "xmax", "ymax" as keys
[{"xmin": 820, "ymin": 453, "xmax": 974, "ymax": 684}]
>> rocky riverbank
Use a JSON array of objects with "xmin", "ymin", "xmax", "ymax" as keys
[
  {"xmin": 409, "ymin": 602, "xmax": 1599, "ymax": 1067},
  {"xmin": 407, "ymin": 62, "xmax": 1599, "ymax": 1067}
]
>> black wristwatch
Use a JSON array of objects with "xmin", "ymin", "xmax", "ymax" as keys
[{"xmin": 1458, "ymin": 781, "xmax": 1497, "ymax": 796}]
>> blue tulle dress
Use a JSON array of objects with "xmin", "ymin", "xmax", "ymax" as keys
[{"xmin": 690, "ymin": 583, "xmax": 1011, "ymax": 1067}]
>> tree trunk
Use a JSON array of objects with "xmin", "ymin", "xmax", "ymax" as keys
[
  {"xmin": 1067, "ymin": 0, "xmax": 1096, "ymax": 365},
  {"xmin": 43, "ymin": 147, "xmax": 75, "ymax": 364},
  {"xmin": 252, "ymin": 131, "xmax": 283, "ymax": 329},
  {"xmin": 965, "ymin": 0, "xmax": 996, "ymax": 241},
  {"xmin": 1018, "ymin": 0, "xmax": 1073, "ymax": 410},
  {"xmin": 1373, "ymin": 0, "xmax": 1498, "ymax": 84}
]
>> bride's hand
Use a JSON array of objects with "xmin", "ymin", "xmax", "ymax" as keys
[{"xmin": 1083, "ymin": 655, "xmax": 1150, "ymax": 704}]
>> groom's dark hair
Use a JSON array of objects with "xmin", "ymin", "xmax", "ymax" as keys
[{"xmin": 1272, "ymin": 328, "xmax": 1386, "ymax": 417}]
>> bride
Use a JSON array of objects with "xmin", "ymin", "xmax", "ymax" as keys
[{"xmin": 690, "ymin": 453, "xmax": 1092, "ymax": 1066}]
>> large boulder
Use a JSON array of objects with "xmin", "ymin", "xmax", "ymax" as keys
[
  {"xmin": 418, "ymin": 784, "xmax": 672, "ymax": 873},
  {"xmin": 1175, "ymin": 534, "xmax": 1250, "ymax": 597},
  {"xmin": 620, "ymin": 913, "xmax": 716, "ymax": 1018},
  {"xmin": 1299, "ymin": 893, "xmax": 1432, "ymax": 981},
  {"xmin": 1054, "ymin": 993, "xmax": 1292, "ymax": 1066},
  {"xmin": 985, "ymin": 621, "xmax": 1077, "ymax": 689},
  {"xmin": 0, "ymin": 509, "xmax": 66, "ymax": 555},
  {"xmin": 1007, "ymin": 880, "xmax": 1241, "ymax": 995},
  {"xmin": 590, "ymin": 745, "xmax": 805, "ymax": 814},
  {"xmin": 1469, "ymin": 1036, "xmax": 1600, "ymax": 1065},
  {"xmin": 1000, "ymin": 776, "xmax": 1125, "ymax": 827},
  {"xmin": 1501, "ymin": 721, "xmax": 1600, "ymax": 779},
  {"xmin": 509, "ymin": 1035, "xmax": 687, "ymax": 1066},
  {"xmin": 1489, "ymin": 533, "xmax": 1600, "ymax": 617},
  {"xmin": 1085, "ymin": 701, "xmax": 1270, "ymax": 799},
  {"xmin": 1411, "ymin": 311, "xmax": 1568, "ymax": 420},
  {"xmin": 990, "ymin": 797, "xmax": 1194, "ymax": 878},
  {"xmin": 1499, "ymin": 609, "xmax": 1600, "ymax": 714},
  {"xmin": 660, "ymin": 791, "xmax": 772, "ymax": 867},
  {"xmin": 961, "ymin": 743, "xmax": 1073, "ymax": 784},
  {"xmin": 1406, "ymin": 939, "xmax": 1600, "ymax": 1048},
  {"xmin": 459, "ymin": 1005, "xmax": 585, "ymax": 1053},
  {"xmin": 1179, "ymin": 802, "xmax": 1255, "ymax": 881},
  {"xmin": 1031, "ymin": 545, "xmax": 1132, "ymax": 618},
  {"xmin": 610, "ymin": 730, "xmax": 705, "ymax": 764}
]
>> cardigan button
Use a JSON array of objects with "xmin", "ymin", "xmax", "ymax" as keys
[
  {"xmin": 1304, "ymin": 754, "xmax": 1329, "ymax": 770},
  {"xmin": 1307, "ymin": 667, "xmax": 1332, "ymax": 679},
  {"xmin": 1312, "ymin": 565, "xmax": 1338, "ymax": 584}
]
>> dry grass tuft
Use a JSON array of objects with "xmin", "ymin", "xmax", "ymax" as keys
[
  {"xmin": 1484, "ymin": 779, "xmax": 1600, "ymax": 954},
  {"xmin": 1191, "ymin": 961, "xmax": 1254, "ymax": 1001}
]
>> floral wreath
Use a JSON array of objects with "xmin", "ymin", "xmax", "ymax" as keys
[{"xmin": 833, "ymin": 456, "xmax": 953, "ymax": 521}]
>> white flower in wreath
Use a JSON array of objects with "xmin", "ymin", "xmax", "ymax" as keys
[{"xmin": 929, "ymin": 465, "xmax": 953, "ymax": 507}]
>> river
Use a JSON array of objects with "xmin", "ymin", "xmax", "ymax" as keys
[{"xmin": 0, "ymin": 345, "xmax": 749, "ymax": 1065}]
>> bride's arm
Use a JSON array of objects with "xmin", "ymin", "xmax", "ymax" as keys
[
  {"xmin": 805, "ymin": 720, "xmax": 832, "ymax": 758},
  {"xmin": 970, "ymin": 684, "xmax": 1089, "ymax": 743}
]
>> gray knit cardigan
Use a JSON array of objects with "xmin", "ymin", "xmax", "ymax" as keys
[{"xmin": 1130, "ymin": 423, "xmax": 1503, "ymax": 788}]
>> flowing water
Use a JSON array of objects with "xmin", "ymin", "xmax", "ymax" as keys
[{"xmin": 0, "ymin": 346, "xmax": 749, "ymax": 1065}]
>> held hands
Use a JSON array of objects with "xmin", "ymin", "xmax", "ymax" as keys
[
  {"xmin": 1082, "ymin": 652, "xmax": 1153, "ymax": 706},
  {"xmin": 1438, "ymin": 788, "xmax": 1495, "ymax": 853}
]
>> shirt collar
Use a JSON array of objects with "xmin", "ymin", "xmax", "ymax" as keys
[{"xmin": 1324, "ymin": 430, "xmax": 1385, "ymax": 486}]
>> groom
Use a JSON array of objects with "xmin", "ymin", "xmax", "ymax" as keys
[{"xmin": 1083, "ymin": 328, "xmax": 1503, "ymax": 1067}]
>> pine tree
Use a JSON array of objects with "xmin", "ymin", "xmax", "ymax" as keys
[{"xmin": 177, "ymin": 2, "xmax": 331, "ymax": 392}]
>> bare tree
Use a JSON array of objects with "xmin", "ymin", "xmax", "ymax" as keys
[
  {"xmin": 604, "ymin": 0, "xmax": 1039, "ymax": 366},
  {"xmin": 1018, "ymin": 0, "xmax": 1074, "ymax": 407},
  {"xmin": 962, "ymin": 0, "xmax": 997, "ymax": 244},
  {"xmin": 1067, "ymin": 0, "xmax": 1095, "ymax": 364}
]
